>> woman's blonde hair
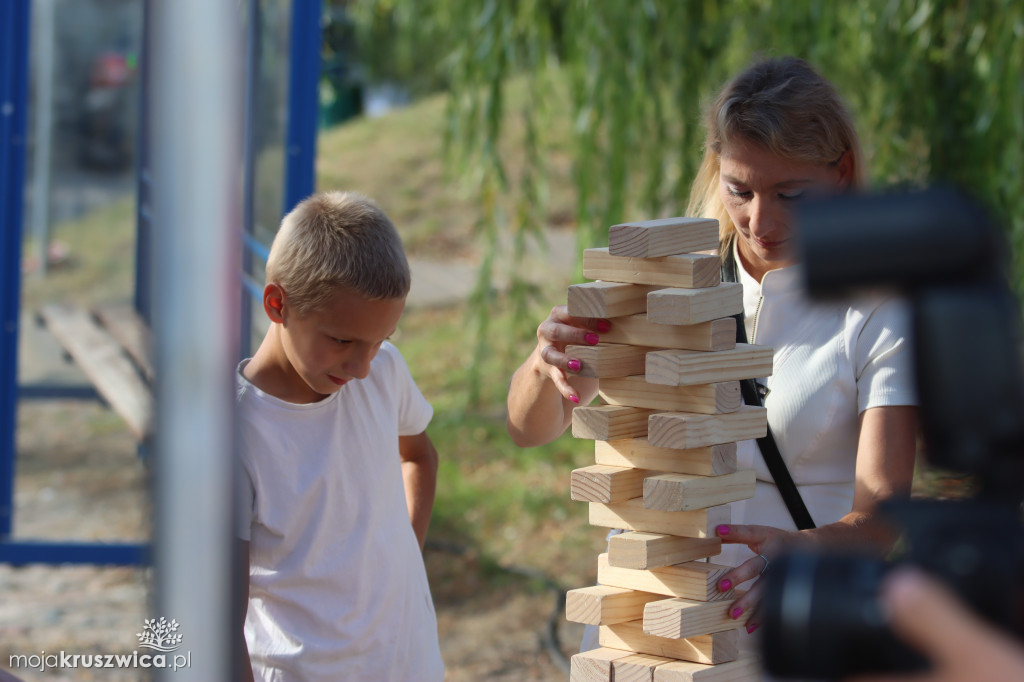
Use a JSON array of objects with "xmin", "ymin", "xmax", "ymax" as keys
[
  {"xmin": 265, "ymin": 191, "xmax": 410, "ymax": 314},
  {"xmin": 685, "ymin": 56, "xmax": 866, "ymax": 257}
]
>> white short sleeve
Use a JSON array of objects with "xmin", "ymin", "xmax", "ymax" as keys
[{"xmin": 855, "ymin": 297, "xmax": 918, "ymax": 413}]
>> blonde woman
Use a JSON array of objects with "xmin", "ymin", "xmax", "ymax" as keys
[{"xmin": 507, "ymin": 57, "xmax": 917, "ymax": 648}]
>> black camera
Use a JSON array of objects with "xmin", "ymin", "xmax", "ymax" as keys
[{"xmin": 758, "ymin": 188, "xmax": 1024, "ymax": 678}]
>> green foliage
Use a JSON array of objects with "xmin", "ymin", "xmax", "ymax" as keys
[{"xmin": 350, "ymin": 0, "xmax": 1024, "ymax": 300}]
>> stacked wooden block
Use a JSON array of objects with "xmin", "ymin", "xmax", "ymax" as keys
[{"xmin": 564, "ymin": 217, "xmax": 770, "ymax": 681}]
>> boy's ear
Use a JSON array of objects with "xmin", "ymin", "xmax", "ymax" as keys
[{"xmin": 263, "ymin": 283, "xmax": 286, "ymax": 324}]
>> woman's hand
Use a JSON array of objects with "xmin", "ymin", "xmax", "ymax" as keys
[
  {"xmin": 534, "ymin": 305, "xmax": 610, "ymax": 402},
  {"xmin": 715, "ymin": 523, "xmax": 803, "ymax": 633},
  {"xmin": 506, "ymin": 305, "xmax": 608, "ymax": 447}
]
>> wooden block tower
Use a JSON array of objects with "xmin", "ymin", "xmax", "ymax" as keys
[{"xmin": 564, "ymin": 217, "xmax": 770, "ymax": 681}]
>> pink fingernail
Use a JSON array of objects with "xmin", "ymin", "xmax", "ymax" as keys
[
  {"xmin": 746, "ymin": 623, "xmax": 759, "ymax": 634},
  {"xmin": 719, "ymin": 579, "xmax": 732, "ymax": 592},
  {"xmin": 569, "ymin": 394, "xmax": 580, "ymax": 404},
  {"xmin": 567, "ymin": 359, "xmax": 582, "ymax": 372},
  {"xmin": 596, "ymin": 320, "xmax": 612, "ymax": 332},
  {"xmin": 584, "ymin": 333, "xmax": 599, "ymax": 345},
  {"xmin": 716, "ymin": 524, "xmax": 731, "ymax": 536},
  {"xmin": 731, "ymin": 607, "xmax": 743, "ymax": 620}
]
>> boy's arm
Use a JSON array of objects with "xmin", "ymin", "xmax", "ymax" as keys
[
  {"xmin": 399, "ymin": 430, "xmax": 439, "ymax": 550},
  {"xmin": 235, "ymin": 539, "xmax": 255, "ymax": 682}
]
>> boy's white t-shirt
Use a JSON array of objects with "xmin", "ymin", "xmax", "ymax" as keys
[{"xmin": 236, "ymin": 342, "xmax": 444, "ymax": 682}]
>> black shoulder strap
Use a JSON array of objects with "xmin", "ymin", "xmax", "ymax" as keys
[{"xmin": 723, "ymin": 256, "xmax": 816, "ymax": 530}]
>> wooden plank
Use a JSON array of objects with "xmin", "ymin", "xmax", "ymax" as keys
[
  {"xmin": 643, "ymin": 470, "xmax": 756, "ymax": 512},
  {"xmin": 599, "ymin": 314, "xmax": 735, "ymax": 352},
  {"xmin": 595, "ymin": 440, "xmax": 738, "ymax": 477},
  {"xmin": 614, "ymin": 652, "xmax": 677, "ymax": 681},
  {"xmin": 570, "ymin": 647, "xmax": 634, "ymax": 681},
  {"xmin": 589, "ymin": 500, "xmax": 730, "ymax": 539},
  {"xmin": 608, "ymin": 217, "xmax": 719, "ymax": 258},
  {"xmin": 653, "ymin": 655, "xmax": 760, "ymax": 681},
  {"xmin": 645, "ymin": 344, "xmax": 773, "ymax": 387},
  {"xmin": 643, "ymin": 596, "xmax": 744, "ymax": 640},
  {"xmin": 597, "ymin": 553, "xmax": 733, "ymax": 602},
  {"xmin": 607, "ymin": 532, "xmax": 722, "ymax": 570},
  {"xmin": 93, "ymin": 302, "xmax": 155, "ymax": 380},
  {"xmin": 600, "ymin": 621, "xmax": 739, "ymax": 665},
  {"xmin": 572, "ymin": 405, "xmax": 656, "ymax": 441},
  {"xmin": 599, "ymin": 376, "xmax": 741, "ymax": 415},
  {"xmin": 571, "ymin": 464, "xmax": 649, "ymax": 503},
  {"xmin": 583, "ymin": 248, "xmax": 721, "ymax": 289},
  {"xmin": 38, "ymin": 303, "xmax": 153, "ymax": 440},
  {"xmin": 647, "ymin": 406, "xmax": 767, "ymax": 450},
  {"xmin": 565, "ymin": 343, "xmax": 647, "ymax": 378},
  {"xmin": 646, "ymin": 283, "xmax": 742, "ymax": 326},
  {"xmin": 565, "ymin": 585, "xmax": 665, "ymax": 625},
  {"xmin": 568, "ymin": 281, "xmax": 661, "ymax": 318}
]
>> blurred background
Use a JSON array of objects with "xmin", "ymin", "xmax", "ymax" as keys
[{"xmin": 2, "ymin": 0, "xmax": 1017, "ymax": 679}]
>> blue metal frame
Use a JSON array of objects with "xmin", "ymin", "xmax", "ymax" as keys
[
  {"xmin": 0, "ymin": 0, "xmax": 32, "ymax": 549},
  {"xmin": 283, "ymin": 0, "xmax": 322, "ymax": 215},
  {"xmin": 0, "ymin": 0, "xmax": 323, "ymax": 566}
]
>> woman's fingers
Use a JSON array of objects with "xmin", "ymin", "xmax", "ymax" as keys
[
  {"xmin": 537, "ymin": 306, "xmax": 610, "ymax": 350},
  {"xmin": 724, "ymin": 575, "xmax": 767, "ymax": 634},
  {"xmin": 718, "ymin": 553, "xmax": 770, "ymax": 598}
]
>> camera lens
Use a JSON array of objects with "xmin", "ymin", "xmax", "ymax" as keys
[{"xmin": 760, "ymin": 551, "xmax": 926, "ymax": 679}]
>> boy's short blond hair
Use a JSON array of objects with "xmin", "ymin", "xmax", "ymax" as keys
[{"xmin": 265, "ymin": 191, "xmax": 411, "ymax": 314}]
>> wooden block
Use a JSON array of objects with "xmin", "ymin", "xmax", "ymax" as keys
[
  {"xmin": 653, "ymin": 655, "xmax": 760, "ymax": 681},
  {"xmin": 599, "ymin": 376, "xmax": 741, "ymax": 415},
  {"xmin": 597, "ymin": 554, "xmax": 733, "ymax": 602},
  {"xmin": 565, "ymin": 343, "xmax": 647, "ymax": 378},
  {"xmin": 646, "ymin": 283, "xmax": 742, "ymax": 326},
  {"xmin": 643, "ymin": 470, "xmax": 756, "ymax": 512},
  {"xmin": 608, "ymin": 217, "xmax": 719, "ymax": 258},
  {"xmin": 571, "ymin": 464, "xmax": 649, "ymax": 503},
  {"xmin": 590, "ymin": 499, "xmax": 731, "ymax": 538},
  {"xmin": 573, "ymin": 405, "xmax": 656, "ymax": 441},
  {"xmin": 595, "ymin": 440, "xmax": 738, "ymax": 476},
  {"xmin": 608, "ymin": 532, "xmax": 722, "ymax": 570},
  {"xmin": 584, "ymin": 248, "xmax": 721, "ymax": 289},
  {"xmin": 614, "ymin": 652, "xmax": 678, "ymax": 681},
  {"xmin": 565, "ymin": 585, "xmax": 665, "ymax": 625},
  {"xmin": 600, "ymin": 314, "xmax": 735, "ymax": 352},
  {"xmin": 570, "ymin": 647, "xmax": 634, "ymax": 681},
  {"xmin": 647, "ymin": 406, "xmax": 768, "ymax": 450},
  {"xmin": 38, "ymin": 303, "xmax": 153, "ymax": 440},
  {"xmin": 568, "ymin": 281, "xmax": 661, "ymax": 318},
  {"xmin": 600, "ymin": 621, "xmax": 738, "ymax": 665},
  {"xmin": 643, "ymin": 596, "xmax": 743, "ymax": 639},
  {"xmin": 645, "ymin": 344, "xmax": 773, "ymax": 387},
  {"xmin": 93, "ymin": 302, "xmax": 155, "ymax": 380}
]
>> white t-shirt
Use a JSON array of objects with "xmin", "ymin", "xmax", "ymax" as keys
[
  {"xmin": 726, "ymin": 258, "xmax": 916, "ymax": 546},
  {"xmin": 236, "ymin": 342, "xmax": 444, "ymax": 682}
]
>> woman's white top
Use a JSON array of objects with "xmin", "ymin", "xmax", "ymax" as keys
[{"xmin": 722, "ymin": 254, "xmax": 917, "ymax": 567}]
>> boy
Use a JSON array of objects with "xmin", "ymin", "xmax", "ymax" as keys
[{"xmin": 235, "ymin": 191, "xmax": 444, "ymax": 681}]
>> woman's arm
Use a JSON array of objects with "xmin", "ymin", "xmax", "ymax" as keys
[
  {"xmin": 506, "ymin": 305, "xmax": 606, "ymax": 447},
  {"xmin": 716, "ymin": 404, "xmax": 919, "ymax": 630}
]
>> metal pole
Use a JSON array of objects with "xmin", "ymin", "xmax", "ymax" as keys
[
  {"xmin": 283, "ymin": 0, "xmax": 322, "ymax": 214},
  {"xmin": 149, "ymin": 0, "xmax": 242, "ymax": 678},
  {"xmin": 28, "ymin": 0, "xmax": 55, "ymax": 277},
  {"xmin": 240, "ymin": 0, "xmax": 262, "ymax": 360},
  {"xmin": 0, "ymin": 0, "xmax": 31, "ymax": 540}
]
